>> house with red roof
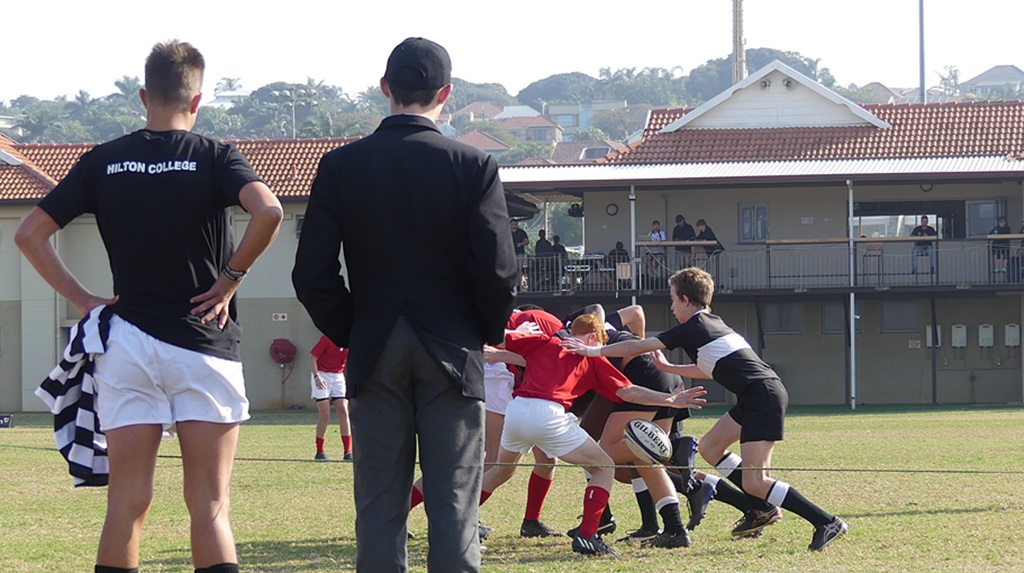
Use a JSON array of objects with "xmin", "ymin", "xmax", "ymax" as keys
[
  {"xmin": 499, "ymin": 60, "xmax": 1024, "ymax": 407},
  {"xmin": 455, "ymin": 129, "xmax": 512, "ymax": 160},
  {"xmin": 493, "ymin": 115, "xmax": 563, "ymax": 145}
]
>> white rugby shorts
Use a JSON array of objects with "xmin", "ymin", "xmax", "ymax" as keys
[
  {"xmin": 483, "ymin": 362, "xmax": 514, "ymax": 415},
  {"xmin": 92, "ymin": 315, "xmax": 249, "ymax": 431},
  {"xmin": 311, "ymin": 371, "xmax": 347, "ymax": 400},
  {"xmin": 501, "ymin": 396, "xmax": 588, "ymax": 458}
]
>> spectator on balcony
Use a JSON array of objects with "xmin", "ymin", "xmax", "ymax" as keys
[
  {"xmin": 649, "ymin": 220, "xmax": 666, "ymax": 242},
  {"xmin": 672, "ymin": 215, "xmax": 696, "ymax": 269},
  {"xmin": 990, "ymin": 216, "xmax": 1011, "ymax": 273},
  {"xmin": 551, "ymin": 235, "xmax": 568, "ymax": 259},
  {"xmin": 608, "ymin": 241, "xmax": 630, "ymax": 264},
  {"xmin": 695, "ymin": 219, "xmax": 724, "ymax": 254},
  {"xmin": 535, "ymin": 229, "xmax": 553, "ymax": 256},
  {"xmin": 531, "ymin": 230, "xmax": 555, "ymax": 290},
  {"xmin": 511, "ymin": 219, "xmax": 530, "ymax": 288},
  {"xmin": 910, "ymin": 216, "xmax": 937, "ymax": 274}
]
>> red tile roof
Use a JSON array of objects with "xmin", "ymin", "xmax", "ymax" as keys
[
  {"xmin": 605, "ymin": 101, "xmax": 1024, "ymax": 164},
  {"xmin": 0, "ymin": 135, "xmax": 60, "ymax": 202},
  {"xmin": 0, "ymin": 135, "xmax": 358, "ymax": 202},
  {"xmin": 16, "ymin": 142, "xmax": 94, "ymax": 182},
  {"xmin": 456, "ymin": 130, "xmax": 511, "ymax": 151},
  {"xmin": 231, "ymin": 137, "xmax": 358, "ymax": 198}
]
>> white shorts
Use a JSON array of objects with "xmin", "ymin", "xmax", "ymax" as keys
[
  {"xmin": 311, "ymin": 371, "xmax": 347, "ymax": 400},
  {"xmin": 501, "ymin": 397, "xmax": 588, "ymax": 458},
  {"xmin": 483, "ymin": 363, "xmax": 514, "ymax": 415},
  {"xmin": 93, "ymin": 315, "xmax": 249, "ymax": 432}
]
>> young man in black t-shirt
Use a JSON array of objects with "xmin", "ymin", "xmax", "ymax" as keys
[
  {"xmin": 562, "ymin": 268, "xmax": 848, "ymax": 551},
  {"xmin": 16, "ymin": 41, "xmax": 283, "ymax": 573},
  {"xmin": 910, "ymin": 216, "xmax": 937, "ymax": 274}
]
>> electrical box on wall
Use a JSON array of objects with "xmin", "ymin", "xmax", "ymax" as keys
[
  {"xmin": 1006, "ymin": 324, "xmax": 1021, "ymax": 347},
  {"xmin": 925, "ymin": 325, "xmax": 941, "ymax": 347},
  {"xmin": 951, "ymin": 324, "xmax": 968, "ymax": 348},
  {"xmin": 978, "ymin": 324, "xmax": 994, "ymax": 348}
]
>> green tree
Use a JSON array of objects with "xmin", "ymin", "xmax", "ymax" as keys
[
  {"xmin": 446, "ymin": 78, "xmax": 515, "ymax": 112},
  {"xmin": 215, "ymin": 77, "xmax": 243, "ymax": 94},
  {"xmin": 590, "ymin": 105, "xmax": 652, "ymax": 140},
  {"xmin": 596, "ymin": 66, "xmax": 688, "ymax": 106},
  {"xmin": 355, "ymin": 85, "xmax": 390, "ymax": 115},
  {"xmin": 686, "ymin": 48, "xmax": 835, "ymax": 103},
  {"xmin": 499, "ymin": 143, "xmax": 553, "ymax": 165},
  {"xmin": 332, "ymin": 110, "xmax": 384, "ymax": 137},
  {"xmin": 40, "ymin": 119, "xmax": 91, "ymax": 143},
  {"xmin": 577, "ymin": 126, "xmax": 609, "ymax": 140},
  {"xmin": 516, "ymin": 72, "xmax": 600, "ymax": 111},
  {"xmin": 546, "ymin": 204, "xmax": 583, "ymax": 246}
]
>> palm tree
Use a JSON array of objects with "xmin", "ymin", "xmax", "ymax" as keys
[
  {"xmin": 216, "ymin": 77, "xmax": 243, "ymax": 95},
  {"xmin": 114, "ymin": 75, "xmax": 142, "ymax": 97}
]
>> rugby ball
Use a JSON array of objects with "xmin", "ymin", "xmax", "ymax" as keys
[{"xmin": 624, "ymin": 418, "xmax": 672, "ymax": 465}]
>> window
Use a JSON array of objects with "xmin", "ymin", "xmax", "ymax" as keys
[
  {"xmin": 966, "ymin": 200, "xmax": 998, "ymax": 237},
  {"xmin": 822, "ymin": 301, "xmax": 861, "ymax": 334},
  {"xmin": 555, "ymin": 114, "xmax": 578, "ymax": 128},
  {"xmin": 739, "ymin": 203, "xmax": 769, "ymax": 242},
  {"xmin": 881, "ymin": 300, "xmax": 920, "ymax": 332},
  {"xmin": 763, "ymin": 303, "xmax": 803, "ymax": 334},
  {"xmin": 580, "ymin": 146, "xmax": 611, "ymax": 160}
]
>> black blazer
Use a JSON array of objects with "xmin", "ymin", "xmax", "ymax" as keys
[{"xmin": 292, "ymin": 115, "xmax": 518, "ymax": 399}]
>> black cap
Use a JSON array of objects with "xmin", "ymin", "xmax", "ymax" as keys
[{"xmin": 385, "ymin": 37, "xmax": 451, "ymax": 91}]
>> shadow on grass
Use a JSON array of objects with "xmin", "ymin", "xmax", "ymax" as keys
[
  {"xmin": 845, "ymin": 503, "xmax": 1020, "ymax": 520},
  {"xmin": 149, "ymin": 537, "xmax": 358, "ymax": 572}
]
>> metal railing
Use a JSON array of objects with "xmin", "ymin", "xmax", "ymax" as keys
[{"xmin": 519, "ymin": 237, "xmax": 1024, "ymax": 295}]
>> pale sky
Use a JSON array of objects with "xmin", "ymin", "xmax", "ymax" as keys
[{"xmin": 3, "ymin": 0, "xmax": 1020, "ymax": 105}]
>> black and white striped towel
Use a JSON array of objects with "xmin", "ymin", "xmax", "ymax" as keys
[{"xmin": 34, "ymin": 305, "xmax": 114, "ymax": 487}]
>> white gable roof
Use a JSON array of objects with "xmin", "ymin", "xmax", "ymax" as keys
[{"xmin": 662, "ymin": 60, "xmax": 891, "ymax": 132}]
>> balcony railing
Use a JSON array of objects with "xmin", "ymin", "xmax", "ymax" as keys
[{"xmin": 518, "ymin": 235, "xmax": 1024, "ymax": 296}]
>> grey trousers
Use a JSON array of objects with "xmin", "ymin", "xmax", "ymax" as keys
[{"xmin": 349, "ymin": 317, "xmax": 484, "ymax": 573}]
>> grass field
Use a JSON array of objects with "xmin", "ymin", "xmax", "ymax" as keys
[{"xmin": 1, "ymin": 405, "xmax": 1023, "ymax": 573}]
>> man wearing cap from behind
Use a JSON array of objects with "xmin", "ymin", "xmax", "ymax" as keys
[{"xmin": 293, "ymin": 38, "xmax": 518, "ymax": 573}]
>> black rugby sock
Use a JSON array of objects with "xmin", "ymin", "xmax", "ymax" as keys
[
  {"xmin": 95, "ymin": 567, "xmax": 138, "ymax": 573},
  {"xmin": 632, "ymin": 478, "xmax": 660, "ymax": 531},
  {"xmin": 709, "ymin": 478, "xmax": 754, "ymax": 513},
  {"xmin": 656, "ymin": 498, "xmax": 684, "ymax": 534},
  {"xmin": 766, "ymin": 481, "xmax": 833, "ymax": 526}
]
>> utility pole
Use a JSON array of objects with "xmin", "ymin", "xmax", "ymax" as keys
[
  {"xmin": 919, "ymin": 0, "xmax": 926, "ymax": 103},
  {"xmin": 733, "ymin": 0, "xmax": 746, "ymax": 85}
]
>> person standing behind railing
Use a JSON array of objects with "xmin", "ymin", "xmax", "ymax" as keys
[
  {"xmin": 672, "ymin": 215, "xmax": 696, "ymax": 270},
  {"xmin": 990, "ymin": 216, "xmax": 1011, "ymax": 273},
  {"xmin": 910, "ymin": 216, "xmax": 937, "ymax": 274}
]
